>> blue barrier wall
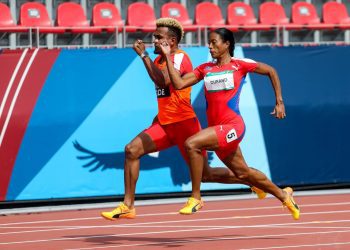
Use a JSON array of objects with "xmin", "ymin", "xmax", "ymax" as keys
[
  {"xmin": 245, "ymin": 46, "xmax": 350, "ymax": 186},
  {"xmin": 1, "ymin": 46, "xmax": 349, "ymax": 201}
]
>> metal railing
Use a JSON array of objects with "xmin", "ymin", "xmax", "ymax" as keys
[{"xmin": 0, "ymin": 24, "xmax": 349, "ymax": 50}]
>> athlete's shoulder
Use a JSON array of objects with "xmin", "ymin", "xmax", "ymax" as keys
[
  {"xmin": 175, "ymin": 49, "xmax": 189, "ymax": 56},
  {"xmin": 231, "ymin": 57, "xmax": 258, "ymax": 72},
  {"xmin": 198, "ymin": 61, "xmax": 216, "ymax": 69},
  {"xmin": 174, "ymin": 49, "xmax": 191, "ymax": 62},
  {"xmin": 231, "ymin": 57, "xmax": 257, "ymax": 64},
  {"xmin": 172, "ymin": 49, "xmax": 192, "ymax": 71}
]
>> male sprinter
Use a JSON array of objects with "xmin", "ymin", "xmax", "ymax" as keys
[{"xmin": 101, "ymin": 18, "xmax": 265, "ymax": 220}]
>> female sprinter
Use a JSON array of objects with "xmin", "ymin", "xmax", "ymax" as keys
[{"xmin": 160, "ymin": 28, "xmax": 300, "ymax": 220}]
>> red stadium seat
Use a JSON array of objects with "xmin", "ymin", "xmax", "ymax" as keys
[
  {"xmin": 291, "ymin": 2, "xmax": 331, "ymax": 30},
  {"xmin": 0, "ymin": 2, "xmax": 15, "ymax": 27},
  {"xmin": 92, "ymin": 2, "xmax": 124, "ymax": 32},
  {"xmin": 195, "ymin": 2, "xmax": 236, "ymax": 31},
  {"xmin": 323, "ymin": 1, "xmax": 350, "ymax": 30},
  {"xmin": 18, "ymin": 2, "xmax": 60, "ymax": 33},
  {"xmin": 126, "ymin": 2, "xmax": 156, "ymax": 32},
  {"xmin": 0, "ymin": 2, "xmax": 25, "ymax": 32},
  {"xmin": 161, "ymin": 2, "xmax": 198, "ymax": 32},
  {"xmin": 259, "ymin": 2, "xmax": 290, "ymax": 28},
  {"xmin": 57, "ymin": 2, "xmax": 100, "ymax": 33},
  {"xmin": 227, "ymin": 2, "xmax": 266, "ymax": 31},
  {"xmin": 19, "ymin": 2, "xmax": 51, "ymax": 27}
]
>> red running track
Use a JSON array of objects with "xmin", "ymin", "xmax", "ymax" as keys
[{"xmin": 1, "ymin": 192, "xmax": 350, "ymax": 249}]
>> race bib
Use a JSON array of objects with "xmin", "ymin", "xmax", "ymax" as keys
[
  {"xmin": 226, "ymin": 128, "xmax": 238, "ymax": 143},
  {"xmin": 156, "ymin": 86, "xmax": 170, "ymax": 98},
  {"xmin": 204, "ymin": 70, "xmax": 234, "ymax": 92}
]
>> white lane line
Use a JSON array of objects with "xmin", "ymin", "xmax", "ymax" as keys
[
  {"xmin": 240, "ymin": 241, "xmax": 350, "ymax": 250},
  {"xmin": 3, "ymin": 208, "xmax": 350, "ymax": 231},
  {"xmin": 64, "ymin": 230, "xmax": 350, "ymax": 250},
  {"xmin": 0, "ymin": 48, "xmax": 39, "ymax": 147},
  {"xmin": 0, "ymin": 226, "xmax": 223, "ymax": 245},
  {"xmin": 0, "ymin": 49, "xmax": 28, "ymax": 122},
  {"xmin": 2, "ymin": 189, "xmax": 350, "ymax": 216},
  {"xmin": 266, "ymin": 226, "xmax": 350, "ymax": 229},
  {"xmin": 1, "ymin": 201, "xmax": 350, "ymax": 226},
  {"xmin": 0, "ymin": 226, "xmax": 85, "ymax": 229},
  {"xmin": 0, "ymin": 216, "xmax": 99, "ymax": 226},
  {"xmin": 1, "ymin": 214, "xmax": 350, "ymax": 243},
  {"xmin": 0, "ymin": 225, "xmax": 350, "ymax": 230},
  {"xmin": 1, "ymin": 225, "xmax": 350, "ymax": 230},
  {"xmin": 3, "ymin": 215, "xmax": 350, "ymax": 231}
]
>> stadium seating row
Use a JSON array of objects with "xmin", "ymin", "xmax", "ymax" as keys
[{"xmin": 0, "ymin": 1, "xmax": 350, "ymax": 35}]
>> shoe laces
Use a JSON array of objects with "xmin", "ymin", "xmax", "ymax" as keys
[
  {"xmin": 282, "ymin": 190, "xmax": 298, "ymax": 210},
  {"xmin": 184, "ymin": 198, "xmax": 192, "ymax": 206},
  {"xmin": 187, "ymin": 197, "xmax": 202, "ymax": 206},
  {"xmin": 184, "ymin": 197, "xmax": 194, "ymax": 205},
  {"xmin": 113, "ymin": 202, "xmax": 129, "ymax": 213}
]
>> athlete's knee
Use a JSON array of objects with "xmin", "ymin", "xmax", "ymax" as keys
[
  {"xmin": 201, "ymin": 169, "xmax": 211, "ymax": 182},
  {"xmin": 232, "ymin": 168, "xmax": 250, "ymax": 181},
  {"xmin": 184, "ymin": 138, "xmax": 201, "ymax": 154},
  {"xmin": 124, "ymin": 142, "xmax": 142, "ymax": 160},
  {"xmin": 201, "ymin": 172, "xmax": 215, "ymax": 183}
]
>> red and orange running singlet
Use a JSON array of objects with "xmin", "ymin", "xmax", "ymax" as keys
[{"xmin": 154, "ymin": 50, "xmax": 196, "ymax": 125}]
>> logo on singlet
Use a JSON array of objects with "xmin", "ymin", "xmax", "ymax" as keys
[
  {"xmin": 226, "ymin": 128, "xmax": 238, "ymax": 143},
  {"xmin": 231, "ymin": 65, "xmax": 239, "ymax": 71},
  {"xmin": 156, "ymin": 86, "xmax": 170, "ymax": 98}
]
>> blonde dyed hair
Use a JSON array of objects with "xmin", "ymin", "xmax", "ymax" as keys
[{"xmin": 156, "ymin": 18, "xmax": 184, "ymax": 43}]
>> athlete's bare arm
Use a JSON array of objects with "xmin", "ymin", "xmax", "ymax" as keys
[
  {"xmin": 254, "ymin": 62, "xmax": 286, "ymax": 119},
  {"xmin": 159, "ymin": 42, "xmax": 199, "ymax": 90},
  {"xmin": 133, "ymin": 40, "xmax": 167, "ymax": 88}
]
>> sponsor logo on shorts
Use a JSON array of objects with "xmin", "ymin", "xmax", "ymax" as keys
[
  {"xmin": 226, "ymin": 128, "xmax": 238, "ymax": 143},
  {"xmin": 156, "ymin": 86, "xmax": 170, "ymax": 98}
]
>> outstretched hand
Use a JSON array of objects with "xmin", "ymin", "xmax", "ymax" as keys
[
  {"xmin": 270, "ymin": 102, "xmax": 286, "ymax": 119},
  {"xmin": 133, "ymin": 39, "xmax": 146, "ymax": 56},
  {"xmin": 159, "ymin": 41, "xmax": 171, "ymax": 56}
]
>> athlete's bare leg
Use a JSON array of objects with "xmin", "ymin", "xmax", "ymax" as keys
[
  {"xmin": 222, "ymin": 147, "xmax": 286, "ymax": 202},
  {"xmin": 184, "ymin": 127, "xmax": 219, "ymax": 200},
  {"xmin": 123, "ymin": 132, "xmax": 157, "ymax": 208},
  {"xmin": 185, "ymin": 127, "xmax": 278, "ymax": 200},
  {"xmin": 202, "ymin": 159, "xmax": 267, "ymax": 188},
  {"xmin": 202, "ymin": 159, "xmax": 251, "ymax": 185}
]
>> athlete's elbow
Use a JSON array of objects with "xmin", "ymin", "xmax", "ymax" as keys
[
  {"xmin": 173, "ymin": 84, "xmax": 184, "ymax": 90},
  {"xmin": 174, "ymin": 81, "xmax": 187, "ymax": 90},
  {"xmin": 268, "ymin": 66, "xmax": 278, "ymax": 77}
]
